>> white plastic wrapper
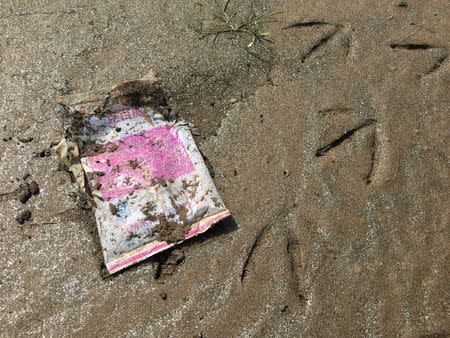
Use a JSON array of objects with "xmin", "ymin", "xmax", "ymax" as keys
[{"xmin": 57, "ymin": 73, "xmax": 230, "ymax": 274}]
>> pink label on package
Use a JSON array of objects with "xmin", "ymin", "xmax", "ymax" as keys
[{"xmin": 87, "ymin": 126, "xmax": 195, "ymax": 200}]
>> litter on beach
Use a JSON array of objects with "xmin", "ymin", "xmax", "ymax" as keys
[{"xmin": 57, "ymin": 72, "xmax": 230, "ymax": 274}]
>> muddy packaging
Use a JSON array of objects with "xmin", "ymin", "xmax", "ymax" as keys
[{"xmin": 57, "ymin": 72, "xmax": 230, "ymax": 274}]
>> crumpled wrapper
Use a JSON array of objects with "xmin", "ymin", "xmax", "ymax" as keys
[{"xmin": 57, "ymin": 71, "xmax": 230, "ymax": 274}]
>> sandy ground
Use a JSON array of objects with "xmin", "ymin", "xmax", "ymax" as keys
[{"xmin": 0, "ymin": 0, "xmax": 449, "ymax": 337}]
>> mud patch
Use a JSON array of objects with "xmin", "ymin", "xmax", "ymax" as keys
[
  {"xmin": 155, "ymin": 249, "xmax": 185, "ymax": 278},
  {"xmin": 16, "ymin": 210, "xmax": 32, "ymax": 225},
  {"xmin": 18, "ymin": 181, "xmax": 39, "ymax": 204},
  {"xmin": 153, "ymin": 204, "xmax": 192, "ymax": 243}
]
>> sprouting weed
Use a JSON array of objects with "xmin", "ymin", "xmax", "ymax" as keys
[{"xmin": 197, "ymin": 0, "xmax": 278, "ymax": 62}]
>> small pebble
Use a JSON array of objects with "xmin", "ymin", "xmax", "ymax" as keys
[{"xmin": 159, "ymin": 291, "xmax": 167, "ymax": 300}]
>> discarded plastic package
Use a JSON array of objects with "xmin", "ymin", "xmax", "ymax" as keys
[{"xmin": 57, "ymin": 72, "xmax": 230, "ymax": 274}]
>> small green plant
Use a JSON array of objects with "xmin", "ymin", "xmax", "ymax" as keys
[{"xmin": 197, "ymin": 0, "xmax": 278, "ymax": 61}]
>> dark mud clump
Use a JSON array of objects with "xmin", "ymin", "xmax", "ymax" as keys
[
  {"xmin": 108, "ymin": 143, "xmax": 119, "ymax": 152},
  {"xmin": 16, "ymin": 210, "xmax": 32, "ymax": 225},
  {"xmin": 18, "ymin": 181, "xmax": 39, "ymax": 204},
  {"xmin": 34, "ymin": 148, "xmax": 51, "ymax": 158},
  {"xmin": 18, "ymin": 136, "xmax": 34, "ymax": 143},
  {"xmin": 18, "ymin": 184, "xmax": 32, "ymax": 204},
  {"xmin": 29, "ymin": 181, "xmax": 40, "ymax": 195},
  {"xmin": 395, "ymin": 0, "xmax": 408, "ymax": 7},
  {"xmin": 182, "ymin": 177, "xmax": 200, "ymax": 199},
  {"xmin": 153, "ymin": 215, "xmax": 190, "ymax": 243},
  {"xmin": 85, "ymin": 142, "xmax": 106, "ymax": 155},
  {"xmin": 153, "ymin": 202, "xmax": 192, "ymax": 243},
  {"xmin": 128, "ymin": 159, "xmax": 139, "ymax": 169},
  {"xmin": 142, "ymin": 190, "xmax": 193, "ymax": 243},
  {"xmin": 158, "ymin": 291, "xmax": 167, "ymax": 300},
  {"xmin": 126, "ymin": 231, "xmax": 140, "ymax": 241},
  {"xmin": 99, "ymin": 76, "xmax": 167, "ymax": 112},
  {"xmin": 155, "ymin": 249, "xmax": 185, "ymax": 278},
  {"xmin": 109, "ymin": 203, "xmax": 118, "ymax": 216},
  {"xmin": 142, "ymin": 201, "xmax": 157, "ymax": 222}
]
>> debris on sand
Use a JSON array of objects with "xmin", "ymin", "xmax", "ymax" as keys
[
  {"xmin": 17, "ymin": 136, "xmax": 34, "ymax": 143},
  {"xmin": 155, "ymin": 249, "xmax": 185, "ymax": 278},
  {"xmin": 16, "ymin": 210, "xmax": 32, "ymax": 225},
  {"xmin": 29, "ymin": 181, "xmax": 40, "ymax": 195},
  {"xmin": 18, "ymin": 180, "xmax": 39, "ymax": 204},
  {"xmin": 395, "ymin": 0, "xmax": 408, "ymax": 7},
  {"xmin": 35, "ymin": 148, "xmax": 51, "ymax": 158},
  {"xmin": 18, "ymin": 184, "xmax": 32, "ymax": 204},
  {"xmin": 127, "ymin": 159, "xmax": 139, "ymax": 169},
  {"xmin": 109, "ymin": 203, "xmax": 118, "ymax": 216},
  {"xmin": 56, "ymin": 71, "xmax": 230, "ymax": 275}
]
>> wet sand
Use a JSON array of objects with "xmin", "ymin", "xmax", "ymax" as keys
[{"xmin": 0, "ymin": 0, "xmax": 449, "ymax": 336}]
